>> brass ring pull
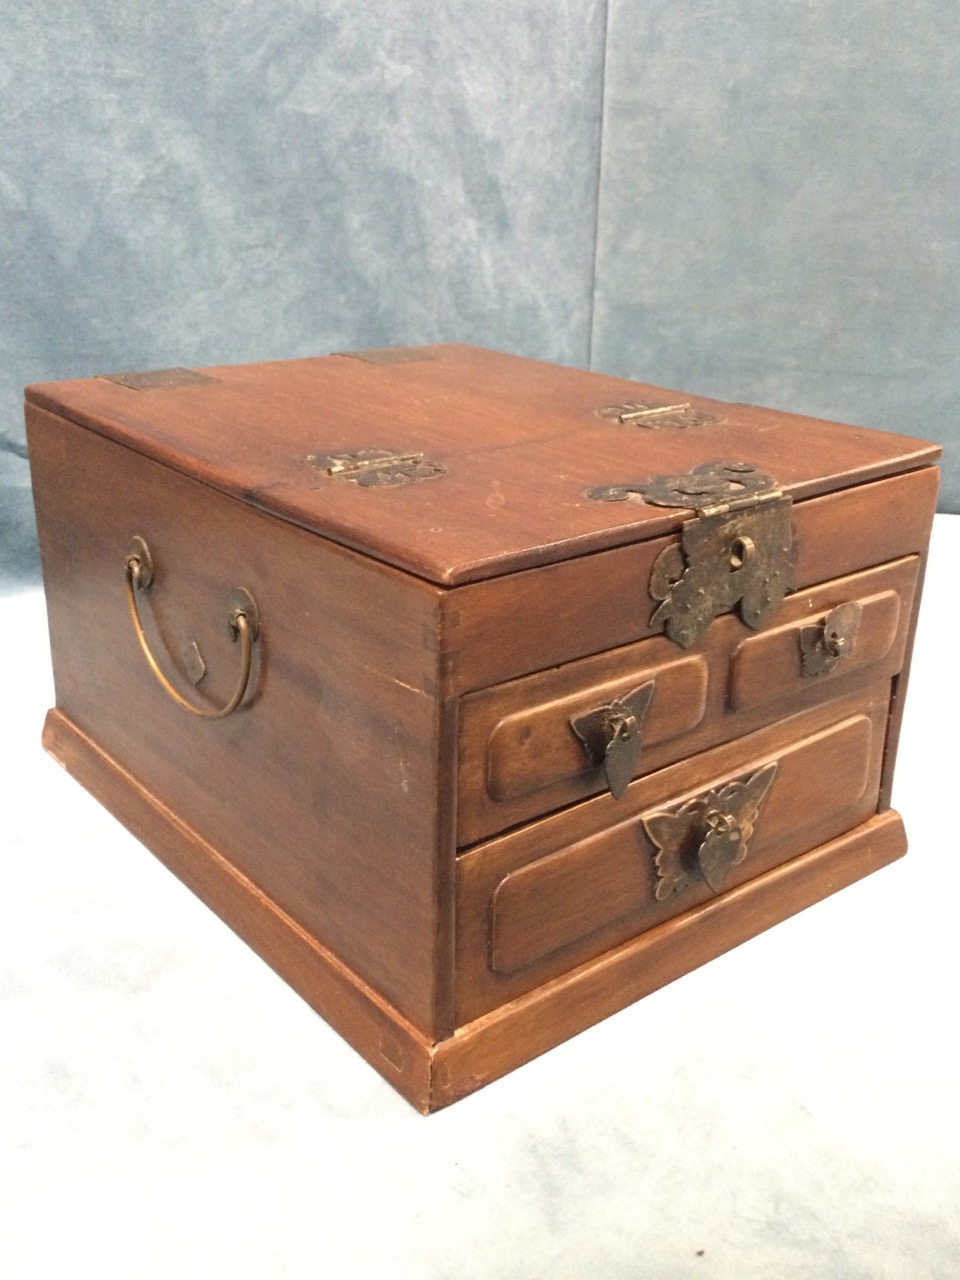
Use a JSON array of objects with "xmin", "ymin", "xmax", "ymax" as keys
[{"xmin": 124, "ymin": 535, "xmax": 260, "ymax": 720}]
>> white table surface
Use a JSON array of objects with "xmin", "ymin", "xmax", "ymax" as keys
[{"xmin": 2, "ymin": 516, "xmax": 958, "ymax": 1280}]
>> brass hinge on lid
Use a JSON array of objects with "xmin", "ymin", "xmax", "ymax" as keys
[
  {"xmin": 588, "ymin": 461, "xmax": 795, "ymax": 649},
  {"xmin": 307, "ymin": 447, "xmax": 446, "ymax": 488},
  {"xmin": 100, "ymin": 367, "xmax": 216, "ymax": 391},
  {"xmin": 336, "ymin": 346, "xmax": 437, "ymax": 365},
  {"xmin": 597, "ymin": 400, "xmax": 723, "ymax": 429}
]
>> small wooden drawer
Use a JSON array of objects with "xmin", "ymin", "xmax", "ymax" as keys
[
  {"xmin": 483, "ymin": 652, "xmax": 708, "ymax": 803},
  {"xmin": 457, "ymin": 556, "xmax": 919, "ymax": 846},
  {"xmin": 729, "ymin": 587, "xmax": 902, "ymax": 711},
  {"xmin": 456, "ymin": 685, "xmax": 889, "ymax": 1023}
]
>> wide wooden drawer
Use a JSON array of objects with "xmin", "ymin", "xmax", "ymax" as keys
[
  {"xmin": 457, "ymin": 556, "xmax": 918, "ymax": 845},
  {"xmin": 456, "ymin": 684, "xmax": 890, "ymax": 1022}
]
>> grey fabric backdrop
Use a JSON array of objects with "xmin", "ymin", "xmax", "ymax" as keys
[{"xmin": 1, "ymin": 1, "xmax": 956, "ymax": 590}]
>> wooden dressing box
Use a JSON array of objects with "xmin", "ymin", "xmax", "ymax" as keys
[{"xmin": 25, "ymin": 345, "xmax": 940, "ymax": 1112}]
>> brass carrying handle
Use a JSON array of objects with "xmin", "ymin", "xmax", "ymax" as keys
[{"xmin": 124, "ymin": 536, "xmax": 260, "ymax": 720}]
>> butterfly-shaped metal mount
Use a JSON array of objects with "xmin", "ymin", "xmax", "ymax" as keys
[
  {"xmin": 799, "ymin": 601, "xmax": 862, "ymax": 677},
  {"xmin": 643, "ymin": 762, "xmax": 778, "ymax": 900},
  {"xmin": 569, "ymin": 681, "xmax": 655, "ymax": 800},
  {"xmin": 588, "ymin": 461, "xmax": 795, "ymax": 650}
]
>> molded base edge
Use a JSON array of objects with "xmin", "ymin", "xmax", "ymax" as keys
[{"xmin": 42, "ymin": 707, "xmax": 907, "ymax": 1114}]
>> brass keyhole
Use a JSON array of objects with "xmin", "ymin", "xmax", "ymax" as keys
[
  {"xmin": 729, "ymin": 535, "xmax": 755, "ymax": 571},
  {"xmin": 823, "ymin": 625, "xmax": 846, "ymax": 658}
]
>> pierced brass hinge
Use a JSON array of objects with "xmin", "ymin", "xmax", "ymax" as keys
[
  {"xmin": 100, "ymin": 367, "xmax": 216, "ymax": 391},
  {"xmin": 597, "ymin": 400, "xmax": 722, "ymax": 429},
  {"xmin": 307, "ymin": 447, "xmax": 445, "ymax": 488}
]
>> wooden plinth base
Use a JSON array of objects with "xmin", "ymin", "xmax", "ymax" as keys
[{"xmin": 42, "ymin": 707, "xmax": 907, "ymax": 1114}]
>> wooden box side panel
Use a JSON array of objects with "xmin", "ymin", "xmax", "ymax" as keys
[
  {"xmin": 41, "ymin": 708, "xmax": 438, "ymax": 1113},
  {"xmin": 27, "ymin": 404, "xmax": 454, "ymax": 1038}
]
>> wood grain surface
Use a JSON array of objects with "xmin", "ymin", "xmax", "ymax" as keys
[
  {"xmin": 41, "ymin": 707, "xmax": 437, "ymax": 1113},
  {"xmin": 441, "ymin": 467, "xmax": 939, "ymax": 693},
  {"xmin": 28, "ymin": 403, "xmax": 455, "ymax": 1037},
  {"xmin": 26, "ymin": 345, "xmax": 941, "ymax": 585},
  {"xmin": 40, "ymin": 706, "xmax": 907, "ymax": 1114},
  {"xmin": 24, "ymin": 347, "xmax": 939, "ymax": 1111},
  {"xmin": 432, "ymin": 811, "xmax": 907, "ymax": 1111},
  {"xmin": 457, "ymin": 556, "xmax": 918, "ymax": 844},
  {"xmin": 456, "ymin": 686, "xmax": 890, "ymax": 1022}
]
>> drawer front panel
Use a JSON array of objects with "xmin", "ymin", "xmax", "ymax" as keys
[
  {"xmin": 485, "ymin": 651, "xmax": 708, "ymax": 803},
  {"xmin": 729, "ymin": 589, "xmax": 901, "ymax": 711},
  {"xmin": 456, "ymin": 686, "xmax": 889, "ymax": 1023},
  {"xmin": 457, "ymin": 556, "xmax": 918, "ymax": 846}
]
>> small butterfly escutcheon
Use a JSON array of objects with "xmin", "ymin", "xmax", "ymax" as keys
[
  {"xmin": 569, "ymin": 682, "xmax": 655, "ymax": 800},
  {"xmin": 642, "ymin": 761, "xmax": 778, "ymax": 900}
]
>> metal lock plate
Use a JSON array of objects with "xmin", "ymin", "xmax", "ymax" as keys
[
  {"xmin": 643, "ymin": 762, "xmax": 778, "ymax": 900},
  {"xmin": 589, "ymin": 461, "xmax": 794, "ymax": 649}
]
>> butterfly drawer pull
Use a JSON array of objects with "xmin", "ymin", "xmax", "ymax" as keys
[
  {"xmin": 643, "ymin": 762, "xmax": 778, "ymax": 900},
  {"xmin": 799, "ymin": 601, "xmax": 862, "ymax": 677},
  {"xmin": 569, "ymin": 681, "xmax": 655, "ymax": 800}
]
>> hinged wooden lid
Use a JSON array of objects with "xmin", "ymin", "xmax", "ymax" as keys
[{"xmin": 25, "ymin": 345, "xmax": 941, "ymax": 586}]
